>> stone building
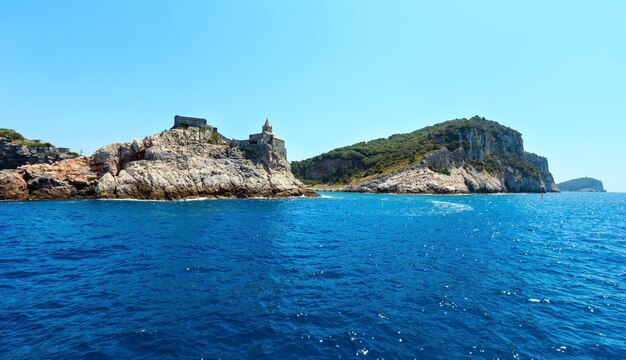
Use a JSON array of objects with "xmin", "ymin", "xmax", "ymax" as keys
[
  {"xmin": 172, "ymin": 115, "xmax": 214, "ymax": 131},
  {"xmin": 171, "ymin": 116, "xmax": 288, "ymax": 160},
  {"xmin": 232, "ymin": 119, "xmax": 287, "ymax": 159}
]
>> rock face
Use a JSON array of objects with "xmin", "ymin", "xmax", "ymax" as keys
[
  {"xmin": 0, "ymin": 133, "xmax": 77, "ymax": 169},
  {"xmin": 346, "ymin": 165, "xmax": 506, "ymax": 194},
  {"xmin": 297, "ymin": 157, "xmax": 363, "ymax": 184},
  {"xmin": 0, "ymin": 170, "xmax": 29, "ymax": 200},
  {"xmin": 0, "ymin": 125, "xmax": 315, "ymax": 200},
  {"xmin": 0, "ymin": 157, "xmax": 98, "ymax": 199},
  {"xmin": 523, "ymin": 152, "xmax": 557, "ymax": 192},
  {"xmin": 346, "ymin": 148, "xmax": 557, "ymax": 194},
  {"xmin": 294, "ymin": 116, "xmax": 558, "ymax": 194},
  {"xmin": 557, "ymin": 177, "xmax": 606, "ymax": 192}
]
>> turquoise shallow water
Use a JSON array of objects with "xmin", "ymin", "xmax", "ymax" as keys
[{"xmin": 1, "ymin": 192, "xmax": 625, "ymax": 359}]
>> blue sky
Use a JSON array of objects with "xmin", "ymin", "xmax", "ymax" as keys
[{"xmin": 1, "ymin": 1, "xmax": 624, "ymax": 191}]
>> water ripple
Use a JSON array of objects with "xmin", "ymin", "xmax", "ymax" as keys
[{"xmin": 0, "ymin": 193, "xmax": 625, "ymax": 358}]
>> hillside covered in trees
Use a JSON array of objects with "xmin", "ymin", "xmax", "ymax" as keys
[
  {"xmin": 557, "ymin": 177, "xmax": 606, "ymax": 192},
  {"xmin": 292, "ymin": 116, "xmax": 557, "ymax": 193}
]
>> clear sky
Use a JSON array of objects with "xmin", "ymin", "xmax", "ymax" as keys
[{"xmin": 1, "ymin": 1, "xmax": 624, "ymax": 191}]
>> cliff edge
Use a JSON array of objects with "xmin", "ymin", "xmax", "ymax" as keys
[
  {"xmin": 0, "ymin": 117, "xmax": 315, "ymax": 200},
  {"xmin": 0, "ymin": 129, "xmax": 78, "ymax": 169},
  {"xmin": 292, "ymin": 116, "xmax": 558, "ymax": 194}
]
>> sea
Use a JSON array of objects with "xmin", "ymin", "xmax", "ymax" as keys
[{"xmin": 1, "ymin": 192, "xmax": 624, "ymax": 359}]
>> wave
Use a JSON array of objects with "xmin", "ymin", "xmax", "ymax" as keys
[{"xmin": 431, "ymin": 200, "xmax": 474, "ymax": 213}]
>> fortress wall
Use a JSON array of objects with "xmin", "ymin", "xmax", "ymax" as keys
[{"xmin": 173, "ymin": 115, "xmax": 207, "ymax": 129}]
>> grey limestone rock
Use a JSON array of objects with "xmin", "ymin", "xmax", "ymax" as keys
[
  {"xmin": 323, "ymin": 117, "xmax": 559, "ymax": 194},
  {"xmin": 0, "ymin": 136, "xmax": 77, "ymax": 170},
  {"xmin": 93, "ymin": 127, "xmax": 312, "ymax": 199},
  {"xmin": 346, "ymin": 165, "xmax": 506, "ymax": 194},
  {"xmin": 0, "ymin": 122, "xmax": 315, "ymax": 200}
]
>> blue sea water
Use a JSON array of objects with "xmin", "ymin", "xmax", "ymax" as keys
[{"xmin": 0, "ymin": 192, "xmax": 625, "ymax": 359}]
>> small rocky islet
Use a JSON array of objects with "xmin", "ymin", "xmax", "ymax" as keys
[
  {"xmin": 0, "ymin": 117, "xmax": 315, "ymax": 200},
  {"xmin": 1, "ymin": 115, "xmax": 570, "ymax": 200}
]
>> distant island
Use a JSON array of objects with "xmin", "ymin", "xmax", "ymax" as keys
[
  {"xmin": 0, "ymin": 116, "xmax": 315, "ymax": 200},
  {"xmin": 292, "ymin": 116, "xmax": 558, "ymax": 194},
  {"xmin": 557, "ymin": 177, "xmax": 606, "ymax": 192}
]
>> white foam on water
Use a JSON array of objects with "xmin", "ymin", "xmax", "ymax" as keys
[
  {"xmin": 97, "ymin": 198, "xmax": 172, "ymax": 202},
  {"xmin": 179, "ymin": 197, "xmax": 216, "ymax": 202},
  {"xmin": 98, "ymin": 195, "xmax": 310, "ymax": 202},
  {"xmin": 528, "ymin": 298, "xmax": 551, "ymax": 303},
  {"xmin": 431, "ymin": 200, "xmax": 474, "ymax": 213}
]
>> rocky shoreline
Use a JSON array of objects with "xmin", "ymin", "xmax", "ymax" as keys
[
  {"xmin": 293, "ymin": 117, "xmax": 559, "ymax": 194},
  {"xmin": 0, "ymin": 120, "xmax": 317, "ymax": 200},
  {"xmin": 345, "ymin": 149, "xmax": 557, "ymax": 194},
  {"xmin": 0, "ymin": 116, "xmax": 562, "ymax": 199}
]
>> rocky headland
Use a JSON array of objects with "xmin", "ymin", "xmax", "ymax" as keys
[
  {"xmin": 0, "ymin": 117, "xmax": 315, "ymax": 200},
  {"xmin": 0, "ymin": 129, "xmax": 78, "ymax": 170},
  {"xmin": 557, "ymin": 177, "xmax": 606, "ymax": 192},
  {"xmin": 292, "ymin": 116, "xmax": 558, "ymax": 194}
]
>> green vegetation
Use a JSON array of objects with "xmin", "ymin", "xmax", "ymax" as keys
[
  {"xmin": 557, "ymin": 177, "xmax": 605, "ymax": 192},
  {"xmin": 0, "ymin": 128, "xmax": 53, "ymax": 148},
  {"xmin": 465, "ymin": 156, "xmax": 504, "ymax": 174},
  {"xmin": 15, "ymin": 139, "xmax": 53, "ymax": 148},
  {"xmin": 502, "ymin": 155, "xmax": 540, "ymax": 178},
  {"xmin": 210, "ymin": 130, "xmax": 221, "ymax": 144},
  {"xmin": 0, "ymin": 128, "xmax": 26, "ymax": 141},
  {"xmin": 429, "ymin": 166, "xmax": 451, "ymax": 175},
  {"xmin": 292, "ymin": 116, "xmax": 540, "ymax": 184},
  {"xmin": 300, "ymin": 179, "xmax": 322, "ymax": 186}
]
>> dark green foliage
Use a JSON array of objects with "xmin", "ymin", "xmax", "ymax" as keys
[
  {"xmin": 210, "ymin": 131, "xmax": 221, "ymax": 144},
  {"xmin": 502, "ymin": 155, "xmax": 541, "ymax": 179},
  {"xmin": 0, "ymin": 128, "xmax": 26, "ymax": 141},
  {"xmin": 466, "ymin": 156, "xmax": 504, "ymax": 175},
  {"xmin": 292, "ymin": 116, "xmax": 526, "ymax": 184},
  {"xmin": 466, "ymin": 155, "xmax": 540, "ymax": 180},
  {"xmin": 299, "ymin": 179, "xmax": 322, "ymax": 186},
  {"xmin": 429, "ymin": 166, "xmax": 451, "ymax": 175},
  {"xmin": 17, "ymin": 140, "xmax": 53, "ymax": 148},
  {"xmin": 0, "ymin": 128, "xmax": 55, "ymax": 148}
]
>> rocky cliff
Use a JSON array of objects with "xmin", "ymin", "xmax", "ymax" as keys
[
  {"xmin": 557, "ymin": 177, "xmax": 606, "ymax": 192},
  {"xmin": 0, "ymin": 126, "xmax": 315, "ymax": 200},
  {"xmin": 0, "ymin": 129, "xmax": 77, "ymax": 169},
  {"xmin": 293, "ymin": 116, "xmax": 558, "ymax": 194}
]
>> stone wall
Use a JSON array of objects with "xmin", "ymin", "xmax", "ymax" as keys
[
  {"xmin": 272, "ymin": 138, "xmax": 286, "ymax": 159},
  {"xmin": 173, "ymin": 115, "xmax": 208, "ymax": 129},
  {"xmin": 171, "ymin": 116, "xmax": 289, "ymax": 168}
]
